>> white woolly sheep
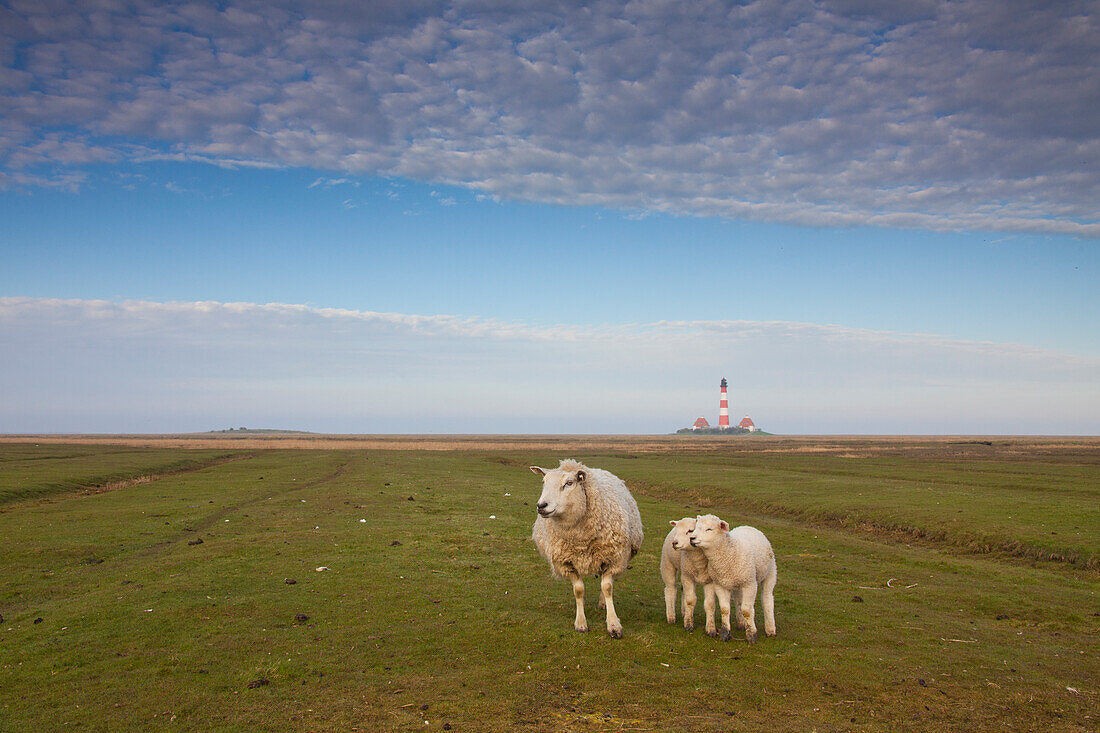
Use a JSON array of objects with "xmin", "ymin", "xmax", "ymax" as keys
[
  {"xmin": 660, "ymin": 517, "xmax": 718, "ymax": 636},
  {"xmin": 689, "ymin": 514, "xmax": 777, "ymax": 644},
  {"xmin": 530, "ymin": 459, "xmax": 644, "ymax": 638}
]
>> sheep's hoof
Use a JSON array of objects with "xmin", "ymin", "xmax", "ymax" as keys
[
  {"xmin": 766, "ymin": 628, "xmax": 777, "ymax": 637},
  {"xmin": 608, "ymin": 628, "xmax": 623, "ymax": 639},
  {"xmin": 745, "ymin": 629, "xmax": 757, "ymax": 645},
  {"xmin": 575, "ymin": 624, "xmax": 589, "ymax": 633},
  {"xmin": 706, "ymin": 629, "xmax": 718, "ymax": 638},
  {"xmin": 719, "ymin": 628, "xmax": 731, "ymax": 642},
  {"xmin": 684, "ymin": 622, "xmax": 694, "ymax": 633}
]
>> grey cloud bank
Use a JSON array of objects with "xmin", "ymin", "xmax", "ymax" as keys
[
  {"xmin": 2, "ymin": 0, "xmax": 1098, "ymax": 234},
  {"xmin": 2, "ymin": 297, "xmax": 1096, "ymax": 434}
]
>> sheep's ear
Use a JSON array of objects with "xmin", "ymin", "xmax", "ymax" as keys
[
  {"xmin": 669, "ymin": 520, "xmax": 678, "ymax": 527},
  {"xmin": 719, "ymin": 520, "xmax": 730, "ymax": 532},
  {"xmin": 575, "ymin": 469, "xmax": 586, "ymax": 484},
  {"xmin": 529, "ymin": 466, "xmax": 546, "ymax": 476}
]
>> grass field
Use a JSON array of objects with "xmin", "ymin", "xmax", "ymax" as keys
[{"xmin": 0, "ymin": 437, "xmax": 1096, "ymax": 731}]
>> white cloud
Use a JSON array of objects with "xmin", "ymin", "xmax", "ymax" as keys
[
  {"xmin": 429, "ymin": 189, "xmax": 457, "ymax": 205},
  {"xmin": 1, "ymin": 297, "xmax": 1096, "ymax": 434},
  {"xmin": 133, "ymin": 152, "xmax": 284, "ymax": 170},
  {"xmin": 308, "ymin": 176, "xmax": 358, "ymax": 189},
  {"xmin": 0, "ymin": 0, "xmax": 1097, "ymax": 235}
]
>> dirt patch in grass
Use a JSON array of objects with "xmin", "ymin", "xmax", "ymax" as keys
[
  {"xmin": 0, "ymin": 450, "xmax": 253, "ymax": 506},
  {"xmin": 76, "ymin": 454, "xmax": 254, "ymax": 497}
]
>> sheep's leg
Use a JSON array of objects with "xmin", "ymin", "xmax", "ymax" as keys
[
  {"xmin": 660, "ymin": 557, "xmax": 678, "ymax": 624},
  {"xmin": 715, "ymin": 585, "xmax": 733, "ymax": 642},
  {"xmin": 571, "ymin": 577, "xmax": 588, "ymax": 633},
  {"xmin": 681, "ymin": 574, "xmax": 696, "ymax": 632},
  {"xmin": 703, "ymin": 583, "xmax": 718, "ymax": 638},
  {"xmin": 740, "ymin": 581, "xmax": 758, "ymax": 644},
  {"xmin": 600, "ymin": 572, "xmax": 623, "ymax": 639},
  {"xmin": 762, "ymin": 570, "xmax": 777, "ymax": 637},
  {"xmin": 663, "ymin": 581, "xmax": 677, "ymax": 624},
  {"xmin": 733, "ymin": 587, "xmax": 745, "ymax": 629}
]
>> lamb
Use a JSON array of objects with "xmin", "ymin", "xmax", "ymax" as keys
[
  {"xmin": 688, "ymin": 514, "xmax": 777, "ymax": 644},
  {"xmin": 530, "ymin": 460, "xmax": 644, "ymax": 638},
  {"xmin": 660, "ymin": 517, "xmax": 719, "ymax": 636}
]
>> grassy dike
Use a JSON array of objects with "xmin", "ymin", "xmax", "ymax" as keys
[{"xmin": 0, "ymin": 444, "xmax": 1096, "ymax": 731}]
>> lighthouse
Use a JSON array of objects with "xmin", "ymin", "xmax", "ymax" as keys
[{"xmin": 718, "ymin": 378, "xmax": 730, "ymax": 429}]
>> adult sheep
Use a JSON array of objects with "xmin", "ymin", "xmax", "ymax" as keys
[{"xmin": 530, "ymin": 460, "xmax": 644, "ymax": 638}]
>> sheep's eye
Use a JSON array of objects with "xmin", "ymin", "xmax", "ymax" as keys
[
  {"xmin": 706, "ymin": 528, "xmax": 713, "ymax": 532},
  {"xmin": 564, "ymin": 480, "xmax": 573, "ymax": 487}
]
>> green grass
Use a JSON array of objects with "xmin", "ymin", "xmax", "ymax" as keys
[{"xmin": 0, "ymin": 443, "xmax": 1097, "ymax": 731}]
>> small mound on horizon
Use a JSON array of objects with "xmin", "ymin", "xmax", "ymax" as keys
[{"xmin": 205, "ymin": 428, "xmax": 314, "ymax": 435}]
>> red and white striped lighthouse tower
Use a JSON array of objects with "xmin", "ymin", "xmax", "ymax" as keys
[{"xmin": 718, "ymin": 378, "xmax": 730, "ymax": 429}]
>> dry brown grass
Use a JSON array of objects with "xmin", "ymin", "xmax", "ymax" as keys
[{"xmin": 1, "ymin": 432, "xmax": 1096, "ymax": 458}]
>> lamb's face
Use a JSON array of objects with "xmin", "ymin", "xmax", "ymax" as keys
[
  {"xmin": 529, "ymin": 465, "xmax": 585, "ymax": 520},
  {"xmin": 688, "ymin": 514, "xmax": 729, "ymax": 549},
  {"xmin": 668, "ymin": 517, "xmax": 697, "ymax": 550}
]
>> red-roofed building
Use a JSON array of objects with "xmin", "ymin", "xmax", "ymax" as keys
[
  {"xmin": 738, "ymin": 416, "xmax": 757, "ymax": 432},
  {"xmin": 692, "ymin": 417, "xmax": 710, "ymax": 430}
]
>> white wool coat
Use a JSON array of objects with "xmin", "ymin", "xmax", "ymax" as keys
[
  {"xmin": 532, "ymin": 461, "xmax": 643, "ymax": 580},
  {"xmin": 703, "ymin": 524, "xmax": 777, "ymax": 591}
]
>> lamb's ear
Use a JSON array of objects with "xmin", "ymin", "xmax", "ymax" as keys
[
  {"xmin": 719, "ymin": 520, "xmax": 730, "ymax": 532},
  {"xmin": 669, "ymin": 520, "xmax": 678, "ymax": 527},
  {"xmin": 529, "ymin": 466, "xmax": 546, "ymax": 476},
  {"xmin": 575, "ymin": 469, "xmax": 586, "ymax": 484}
]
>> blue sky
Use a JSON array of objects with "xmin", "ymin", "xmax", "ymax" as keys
[
  {"xmin": 1, "ymin": 1, "xmax": 1098, "ymax": 434},
  {"xmin": 4, "ymin": 164, "xmax": 1097, "ymax": 351}
]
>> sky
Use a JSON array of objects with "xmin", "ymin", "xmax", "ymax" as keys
[{"xmin": 1, "ymin": 0, "xmax": 1098, "ymax": 435}]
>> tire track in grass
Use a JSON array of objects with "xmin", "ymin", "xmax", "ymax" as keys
[
  {"xmin": 682, "ymin": 458, "xmax": 1098, "ymax": 501},
  {"xmin": 0, "ymin": 452, "xmax": 256, "ymax": 507},
  {"xmin": 136, "ymin": 458, "xmax": 350, "ymax": 558},
  {"xmin": 75, "ymin": 454, "xmax": 257, "ymax": 497}
]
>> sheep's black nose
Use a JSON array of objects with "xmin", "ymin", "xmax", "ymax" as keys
[{"xmin": 537, "ymin": 501, "xmax": 549, "ymax": 511}]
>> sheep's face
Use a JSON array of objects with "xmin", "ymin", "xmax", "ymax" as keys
[
  {"xmin": 688, "ymin": 514, "xmax": 729, "ymax": 549},
  {"xmin": 668, "ymin": 517, "xmax": 697, "ymax": 550},
  {"xmin": 529, "ymin": 465, "xmax": 586, "ymax": 520}
]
